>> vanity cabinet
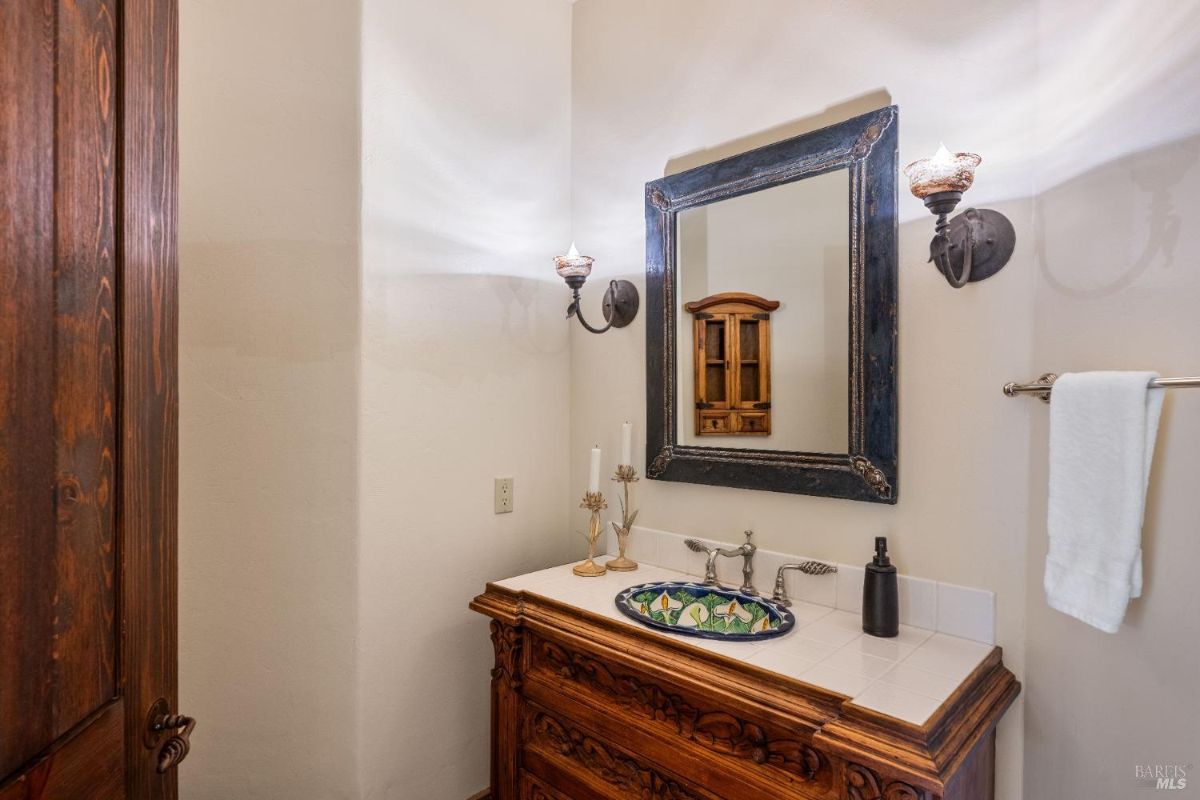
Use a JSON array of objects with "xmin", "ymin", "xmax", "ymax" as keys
[
  {"xmin": 685, "ymin": 293, "xmax": 779, "ymax": 437},
  {"xmin": 472, "ymin": 583, "xmax": 1017, "ymax": 800}
]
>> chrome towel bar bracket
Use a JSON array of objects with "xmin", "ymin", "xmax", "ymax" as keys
[{"xmin": 1004, "ymin": 373, "xmax": 1200, "ymax": 403}]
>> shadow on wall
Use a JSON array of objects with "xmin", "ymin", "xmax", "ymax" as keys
[
  {"xmin": 664, "ymin": 90, "xmax": 893, "ymax": 176},
  {"xmin": 362, "ymin": 271, "xmax": 566, "ymax": 379},
  {"xmin": 1023, "ymin": 129, "xmax": 1200, "ymax": 799},
  {"xmin": 1032, "ymin": 130, "xmax": 1200, "ymax": 611},
  {"xmin": 1035, "ymin": 135, "xmax": 1200, "ymax": 299}
]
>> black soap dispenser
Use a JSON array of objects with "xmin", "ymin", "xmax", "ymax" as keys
[{"xmin": 862, "ymin": 536, "xmax": 899, "ymax": 638}]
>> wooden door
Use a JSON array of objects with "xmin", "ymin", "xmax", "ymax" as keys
[
  {"xmin": 0, "ymin": 0, "xmax": 182, "ymax": 797},
  {"xmin": 731, "ymin": 313, "xmax": 771, "ymax": 434},
  {"xmin": 693, "ymin": 314, "xmax": 733, "ymax": 434}
]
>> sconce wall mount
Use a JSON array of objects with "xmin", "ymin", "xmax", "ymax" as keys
[
  {"xmin": 905, "ymin": 148, "xmax": 1016, "ymax": 288},
  {"xmin": 556, "ymin": 244, "xmax": 639, "ymax": 334}
]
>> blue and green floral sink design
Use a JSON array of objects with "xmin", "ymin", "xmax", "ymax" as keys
[{"xmin": 615, "ymin": 581, "xmax": 795, "ymax": 641}]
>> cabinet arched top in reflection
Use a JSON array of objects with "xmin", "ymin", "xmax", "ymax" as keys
[{"xmin": 683, "ymin": 293, "xmax": 781, "ymax": 314}]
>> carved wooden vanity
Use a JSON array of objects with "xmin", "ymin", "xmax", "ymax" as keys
[{"xmin": 471, "ymin": 579, "xmax": 1018, "ymax": 800}]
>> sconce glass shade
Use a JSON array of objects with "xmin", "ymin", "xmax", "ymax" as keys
[
  {"xmin": 903, "ymin": 148, "xmax": 982, "ymax": 199},
  {"xmin": 554, "ymin": 244, "xmax": 594, "ymax": 279}
]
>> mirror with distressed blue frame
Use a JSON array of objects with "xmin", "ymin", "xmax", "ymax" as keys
[{"xmin": 644, "ymin": 106, "xmax": 899, "ymax": 503}]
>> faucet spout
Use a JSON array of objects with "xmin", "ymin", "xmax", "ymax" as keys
[{"xmin": 683, "ymin": 530, "xmax": 758, "ymax": 596}]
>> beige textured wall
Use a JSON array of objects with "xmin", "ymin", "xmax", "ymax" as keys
[
  {"xmin": 1022, "ymin": 134, "xmax": 1200, "ymax": 799},
  {"xmin": 182, "ymin": 0, "xmax": 573, "ymax": 797},
  {"xmin": 358, "ymin": 1, "xmax": 575, "ymax": 797},
  {"xmin": 179, "ymin": 0, "xmax": 362, "ymax": 797},
  {"xmin": 1022, "ymin": 3, "xmax": 1200, "ymax": 795}
]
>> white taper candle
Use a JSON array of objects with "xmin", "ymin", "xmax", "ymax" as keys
[{"xmin": 588, "ymin": 446, "xmax": 601, "ymax": 493}]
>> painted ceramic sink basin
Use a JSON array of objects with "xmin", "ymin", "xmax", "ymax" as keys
[{"xmin": 615, "ymin": 581, "xmax": 795, "ymax": 641}]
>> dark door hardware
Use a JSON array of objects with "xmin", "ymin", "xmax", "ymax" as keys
[{"xmin": 145, "ymin": 699, "xmax": 196, "ymax": 773}]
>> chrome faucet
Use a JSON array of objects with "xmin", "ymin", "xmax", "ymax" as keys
[
  {"xmin": 684, "ymin": 530, "xmax": 757, "ymax": 596},
  {"xmin": 771, "ymin": 561, "xmax": 838, "ymax": 607}
]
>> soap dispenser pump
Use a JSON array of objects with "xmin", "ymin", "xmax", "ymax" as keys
[{"xmin": 862, "ymin": 536, "xmax": 899, "ymax": 638}]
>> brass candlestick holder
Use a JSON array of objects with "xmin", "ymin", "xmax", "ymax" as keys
[
  {"xmin": 573, "ymin": 491, "xmax": 608, "ymax": 577},
  {"xmin": 607, "ymin": 465, "xmax": 639, "ymax": 572}
]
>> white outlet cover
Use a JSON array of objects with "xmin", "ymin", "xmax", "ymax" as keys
[{"xmin": 494, "ymin": 477, "xmax": 513, "ymax": 514}]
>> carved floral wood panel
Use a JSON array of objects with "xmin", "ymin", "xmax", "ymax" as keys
[
  {"xmin": 530, "ymin": 710, "xmax": 707, "ymax": 800},
  {"xmin": 845, "ymin": 763, "xmax": 928, "ymax": 800},
  {"xmin": 490, "ymin": 620, "xmax": 525, "ymax": 799},
  {"xmin": 490, "ymin": 620, "xmax": 523, "ymax": 689},
  {"xmin": 533, "ymin": 635, "xmax": 828, "ymax": 784},
  {"xmin": 520, "ymin": 771, "xmax": 571, "ymax": 800}
]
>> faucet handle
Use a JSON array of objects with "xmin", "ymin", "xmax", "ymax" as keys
[
  {"xmin": 794, "ymin": 560, "xmax": 837, "ymax": 576},
  {"xmin": 772, "ymin": 561, "xmax": 837, "ymax": 607},
  {"xmin": 684, "ymin": 538, "xmax": 722, "ymax": 587}
]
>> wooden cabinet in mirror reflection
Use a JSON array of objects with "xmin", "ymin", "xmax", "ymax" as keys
[{"xmin": 686, "ymin": 292, "xmax": 778, "ymax": 437}]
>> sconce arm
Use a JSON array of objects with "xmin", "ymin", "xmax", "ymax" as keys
[
  {"xmin": 926, "ymin": 203, "xmax": 1014, "ymax": 289},
  {"xmin": 569, "ymin": 283, "xmax": 617, "ymax": 334},
  {"xmin": 933, "ymin": 208, "xmax": 978, "ymax": 288},
  {"xmin": 565, "ymin": 278, "xmax": 639, "ymax": 334}
]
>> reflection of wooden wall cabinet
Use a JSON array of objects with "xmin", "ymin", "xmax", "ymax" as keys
[{"xmin": 685, "ymin": 293, "xmax": 779, "ymax": 436}]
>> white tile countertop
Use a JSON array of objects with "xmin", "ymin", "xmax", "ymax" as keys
[
  {"xmin": 608, "ymin": 525, "xmax": 997, "ymax": 644},
  {"xmin": 495, "ymin": 558, "xmax": 996, "ymax": 726}
]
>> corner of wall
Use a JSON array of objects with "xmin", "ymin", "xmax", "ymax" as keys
[{"xmin": 356, "ymin": 1, "xmax": 576, "ymax": 797}]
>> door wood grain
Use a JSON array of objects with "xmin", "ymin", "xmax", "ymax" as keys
[
  {"xmin": 0, "ymin": 0, "xmax": 58, "ymax": 776},
  {"xmin": 0, "ymin": 0, "xmax": 180, "ymax": 796},
  {"xmin": 119, "ymin": 0, "xmax": 181, "ymax": 794}
]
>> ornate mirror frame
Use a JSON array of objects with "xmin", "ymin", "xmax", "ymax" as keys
[{"xmin": 644, "ymin": 106, "xmax": 898, "ymax": 504}]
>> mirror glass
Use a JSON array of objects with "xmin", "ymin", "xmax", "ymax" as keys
[{"xmin": 675, "ymin": 170, "xmax": 849, "ymax": 453}]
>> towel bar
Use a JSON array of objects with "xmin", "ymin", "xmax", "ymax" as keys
[{"xmin": 1004, "ymin": 373, "xmax": 1200, "ymax": 403}]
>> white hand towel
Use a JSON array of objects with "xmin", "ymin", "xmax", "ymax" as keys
[{"xmin": 1044, "ymin": 371, "xmax": 1164, "ymax": 633}]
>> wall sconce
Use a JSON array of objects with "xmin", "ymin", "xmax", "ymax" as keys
[
  {"xmin": 904, "ymin": 145, "xmax": 1016, "ymax": 288},
  {"xmin": 555, "ymin": 243, "xmax": 639, "ymax": 333}
]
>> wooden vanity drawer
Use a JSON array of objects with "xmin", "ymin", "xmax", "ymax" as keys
[
  {"xmin": 519, "ymin": 770, "xmax": 571, "ymax": 800},
  {"xmin": 523, "ymin": 703, "xmax": 719, "ymax": 800},
  {"xmin": 524, "ymin": 634, "xmax": 837, "ymax": 800}
]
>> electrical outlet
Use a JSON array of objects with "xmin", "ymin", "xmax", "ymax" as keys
[{"xmin": 494, "ymin": 477, "xmax": 514, "ymax": 514}]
